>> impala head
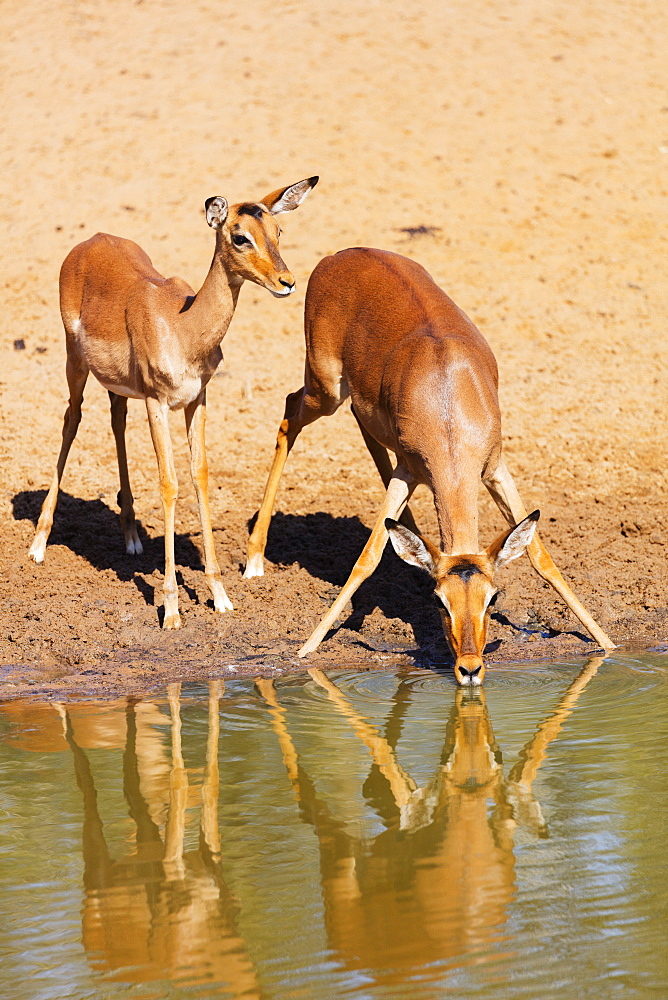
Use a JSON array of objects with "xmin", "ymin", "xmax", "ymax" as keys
[
  {"xmin": 386, "ymin": 511, "xmax": 540, "ymax": 686},
  {"xmin": 205, "ymin": 176, "xmax": 318, "ymax": 296}
]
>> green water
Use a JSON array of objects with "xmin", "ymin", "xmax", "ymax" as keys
[{"xmin": 1, "ymin": 654, "xmax": 666, "ymax": 999}]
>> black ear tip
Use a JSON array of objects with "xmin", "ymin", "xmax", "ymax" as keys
[
  {"xmin": 529, "ymin": 509, "xmax": 540, "ymax": 522},
  {"xmin": 309, "ymin": 175, "xmax": 319, "ymax": 187},
  {"xmin": 205, "ymin": 197, "xmax": 215, "ymax": 211}
]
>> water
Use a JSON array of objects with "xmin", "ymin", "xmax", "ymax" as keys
[{"xmin": 1, "ymin": 654, "xmax": 667, "ymax": 999}]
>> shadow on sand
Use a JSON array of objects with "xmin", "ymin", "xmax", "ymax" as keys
[{"xmin": 13, "ymin": 489, "xmax": 205, "ymax": 616}]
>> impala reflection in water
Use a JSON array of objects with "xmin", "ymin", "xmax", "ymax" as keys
[
  {"xmin": 259, "ymin": 660, "xmax": 603, "ymax": 979},
  {"xmin": 54, "ymin": 684, "xmax": 262, "ymax": 996},
  {"xmin": 0, "ymin": 657, "xmax": 606, "ymax": 997}
]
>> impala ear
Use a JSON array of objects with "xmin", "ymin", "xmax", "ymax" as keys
[
  {"xmin": 205, "ymin": 196, "xmax": 228, "ymax": 229},
  {"xmin": 385, "ymin": 519, "xmax": 438, "ymax": 576},
  {"xmin": 261, "ymin": 176, "xmax": 319, "ymax": 215},
  {"xmin": 487, "ymin": 510, "xmax": 540, "ymax": 570}
]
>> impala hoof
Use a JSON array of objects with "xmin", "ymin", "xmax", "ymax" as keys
[
  {"xmin": 243, "ymin": 553, "xmax": 265, "ymax": 578},
  {"xmin": 125, "ymin": 533, "xmax": 144, "ymax": 556},
  {"xmin": 28, "ymin": 545, "xmax": 45, "ymax": 565},
  {"xmin": 212, "ymin": 588, "xmax": 234, "ymax": 612},
  {"xmin": 163, "ymin": 613, "xmax": 182, "ymax": 630}
]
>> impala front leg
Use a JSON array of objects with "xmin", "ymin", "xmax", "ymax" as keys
[
  {"xmin": 298, "ymin": 470, "xmax": 416, "ymax": 657},
  {"xmin": 185, "ymin": 392, "xmax": 233, "ymax": 612},
  {"xmin": 146, "ymin": 397, "xmax": 181, "ymax": 629},
  {"xmin": 484, "ymin": 461, "xmax": 614, "ymax": 650}
]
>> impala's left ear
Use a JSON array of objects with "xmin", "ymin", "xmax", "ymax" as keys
[
  {"xmin": 261, "ymin": 176, "xmax": 319, "ymax": 215},
  {"xmin": 487, "ymin": 510, "xmax": 540, "ymax": 570}
]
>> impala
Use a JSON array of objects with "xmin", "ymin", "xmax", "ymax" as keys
[
  {"xmin": 29, "ymin": 176, "xmax": 318, "ymax": 628},
  {"xmin": 244, "ymin": 247, "xmax": 613, "ymax": 683}
]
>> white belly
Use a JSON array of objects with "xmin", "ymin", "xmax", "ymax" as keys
[{"xmin": 98, "ymin": 379, "xmax": 146, "ymax": 400}]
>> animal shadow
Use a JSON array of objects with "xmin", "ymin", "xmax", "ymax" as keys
[
  {"xmin": 13, "ymin": 490, "xmax": 204, "ymax": 609},
  {"xmin": 259, "ymin": 511, "xmax": 452, "ymax": 659}
]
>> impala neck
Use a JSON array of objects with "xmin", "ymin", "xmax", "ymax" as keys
[
  {"xmin": 433, "ymin": 484, "xmax": 480, "ymax": 555},
  {"xmin": 179, "ymin": 238, "xmax": 242, "ymax": 355}
]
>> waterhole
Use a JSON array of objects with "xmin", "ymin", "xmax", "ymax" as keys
[{"xmin": 1, "ymin": 653, "xmax": 666, "ymax": 999}]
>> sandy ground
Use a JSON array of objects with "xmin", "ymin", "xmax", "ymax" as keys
[{"xmin": 1, "ymin": 0, "xmax": 667, "ymax": 700}]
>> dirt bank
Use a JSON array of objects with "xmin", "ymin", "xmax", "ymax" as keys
[{"xmin": 1, "ymin": 0, "xmax": 667, "ymax": 700}]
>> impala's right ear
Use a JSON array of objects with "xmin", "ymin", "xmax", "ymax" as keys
[
  {"xmin": 386, "ymin": 519, "xmax": 438, "ymax": 576},
  {"xmin": 205, "ymin": 196, "xmax": 228, "ymax": 229}
]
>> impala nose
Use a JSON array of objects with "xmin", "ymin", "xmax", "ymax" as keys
[
  {"xmin": 456, "ymin": 656, "xmax": 485, "ymax": 686},
  {"xmin": 271, "ymin": 273, "xmax": 295, "ymax": 297}
]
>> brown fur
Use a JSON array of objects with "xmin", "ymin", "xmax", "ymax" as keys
[
  {"xmin": 245, "ymin": 247, "xmax": 613, "ymax": 683},
  {"xmin": 29, "ymin": 177, "xmax": 318, "ymax": 630}
]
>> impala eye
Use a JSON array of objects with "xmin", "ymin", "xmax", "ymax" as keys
[{"xmin": 232, "ymin": 233, "xmax": 250, "ymax": 248}]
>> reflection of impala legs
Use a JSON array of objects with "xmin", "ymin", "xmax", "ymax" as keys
[
  {"xmin": 200, "ymin": 679, "xmax": 223, "ymax": 862},
  {"xmin": 307, "ymin": 667, "xmax": 418, "ymax": 809},
  {"xmin": 163, "ymin": 682, "xmax": 188, "ymax": 879},
  {"xmin": 273, "ymin": 660, "xmax": 606, "ymax": 838},
  {"xmin": 254, "ymin": 661, "xmax": 607, "ymax": 976},
  {"xmin": 484, "ymin": 462, "xmax": 614, "ymax": 650},
  {"xmin": 508, "ymin": 654, "xmax": 604, "ymax": 795},
  {"xmin": 55, "ymin": 683, "xmax": 262, "ymax": 997}
]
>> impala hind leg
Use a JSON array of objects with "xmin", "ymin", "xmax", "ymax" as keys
[
  {"xmin": 185, "ymin": 392, "xmax": 233, "ymax": 613},
  {"xmin": 29, "ymin": 360, "xmax": 88, "ymax": 563},
  {"xmin": 244, "ymin": 387, "xmax": 314, "ymax": 578},
  {"xmin": 352, "ymin": 409, "xmax": 421, "ymax": 536},
  {"xmin": 109, "ymin": 392, "xmax": 143, "ymax": 556},
  {"xmin": 298, "ymin": 470, "xmax": 416, "ymax": 657},
  {"xmin": 146, "ymin": 397, "xmax": 181, "ymax": 629},
  {"xmin": 483, "ymin": 461, "xmax": 614, "ymax": 650}
]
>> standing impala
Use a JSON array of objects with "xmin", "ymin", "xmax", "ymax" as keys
[
  {"xmin": 28, "ymin": 176, "xmax": 318, "ymax": 628},
  {"xmin": 245, "ymin": 247, "xmax": 614, "ymax": 683}
]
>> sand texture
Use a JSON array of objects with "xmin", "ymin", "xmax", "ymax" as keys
[{"xmin": 1, "ymin": 0, "xmax": 666, "ymax": 698}]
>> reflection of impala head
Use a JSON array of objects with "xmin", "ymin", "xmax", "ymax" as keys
[
  {"xmin": 205, "ymin": 176, "xmax": 318, "ymax": 297},
  {"xmin": 387, "ymin": 511, "xmax": 540, "ymax": 686},
  {"xmin": 445, "ymin": 688, "xmax": 502, "ymax": 789}
]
